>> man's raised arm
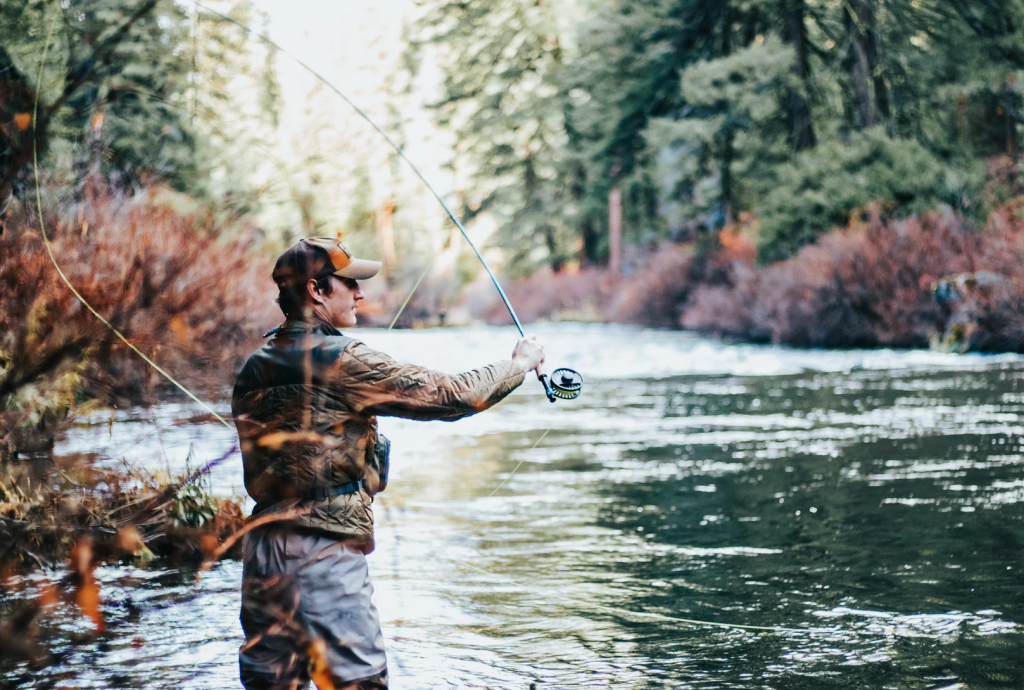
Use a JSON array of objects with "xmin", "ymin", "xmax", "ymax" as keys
[{"xmin": 333, "ymin": 336, "xmax": 544, "ymax": 421}]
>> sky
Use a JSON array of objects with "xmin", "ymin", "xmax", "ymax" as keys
[
  {"xmin": 249, "ymin": 0, "xmax": 415, "ymax": 128},
  {"xmin": 247, "ymin": 0, "xmax": 452, "ymax": 209},
  {"xmin": 239, "ymin": 0, "xmax": 494, "ymax": 279}
]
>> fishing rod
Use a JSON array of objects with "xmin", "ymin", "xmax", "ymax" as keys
[{"xmin": 193, "ymin": 2, "xmax": 583, "ymax": 403}]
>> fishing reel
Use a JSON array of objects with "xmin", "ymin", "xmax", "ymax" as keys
[{"xmin": 538, "ymin": 367, "xmax": 584, "ymax": 403}]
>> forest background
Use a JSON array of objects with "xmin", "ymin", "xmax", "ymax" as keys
[{"xmin": 5, "ymin": 0, "xmax": 1024, "ymax": 568}]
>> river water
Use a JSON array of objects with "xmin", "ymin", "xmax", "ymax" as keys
[{"xmin": 6, "ymin": 323, "xmax": 1024, "ymax": 689}]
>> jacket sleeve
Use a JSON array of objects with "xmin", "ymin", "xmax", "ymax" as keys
[{"xmin": 331, "ymin": 341, "xmax": 526, "ymax": 421}]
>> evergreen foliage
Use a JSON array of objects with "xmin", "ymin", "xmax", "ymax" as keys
[
  {"xmin": 409, "ymin": 0, "xmax": 578, "ymax": 275},
  {"xmin": 0, "ymin": 0, "xmax": 280, "ymax": 222},
  {"xmin": 414, "ymin": 0, "xmax": 1024, "ymax": 267},
  {"xmin": 756, "ymin": 130, "xmax": 981, "ymax": 263}
]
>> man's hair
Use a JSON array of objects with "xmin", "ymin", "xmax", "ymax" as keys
[{"xmin": 276, "ymin": 274, "xmax": 334, "ymax": 318}]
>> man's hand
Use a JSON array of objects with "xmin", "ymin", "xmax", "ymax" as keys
[{"xmin": 512, "ymin": 335, "xmax": 545, "ymax": 373}]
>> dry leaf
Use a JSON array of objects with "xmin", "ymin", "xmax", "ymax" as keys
[
  {"xmin": 68, "ymin": 539, "xmax": 104, "ymax": 633},
  {"xmin": 307, "ymin": 638, "xmax": 336, "ymax": 690},
  {"xmin": 117, "ymin": 526, "xmax": 144, "ymax": 554},
  {"xmin": 169, "ymin": 315, "xmax": 189, "ymax": 341},
  {"xmin": 257, "ymin": 430, "xmax": 323, "ymax": 449}
]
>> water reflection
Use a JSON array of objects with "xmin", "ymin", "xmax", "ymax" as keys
[{"xmin": 4, "ymin": 325, "xmax": 1023, "ymax": 688}]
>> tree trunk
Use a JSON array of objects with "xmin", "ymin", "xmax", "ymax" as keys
[
  {"xmin": 1003, "ymin": 79, "xmax": 1019, "ymax": 159},
  {"xmin": 847, "ymin": 0, "xmax": 889, "ymax": 132},
  {"xmin": 580, "ymin": 217, "xmax": 599, "ymax": 266},
  {"xmin": 544, "ymin": 225, "xmax": 563, "ymax": 272},
  {"xmin": 846, "ymin": 3, "xmax": 874, "ymax": 128},
  {"xmin": 785, "ymin": 0, "xmax": 815, "ymax": 150},
  {"xmin": 608, "ymin": 187, "xmax": 622, "ymax": 275}
]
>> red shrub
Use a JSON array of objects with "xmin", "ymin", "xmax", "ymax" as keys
[
  {"xmin": 612, "ymin": 230, "xmax": 757, "ymax": 328},
  {"xmin": 1, "ymin": 186, "xmax": 278, "ymax": 455},
  {"xmin": 609, "ymin": 245, "xmax": 694, "ymax": 327},
  {"xmin": 473, "ymin": 266, "xmax": 615, "ymax": 325},
  {"xmin": 682, "ymin": 208, "xmax": 1024, "ymax": 350}
]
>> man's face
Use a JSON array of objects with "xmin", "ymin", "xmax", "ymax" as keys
[{"xmin": 316, "ymin": 276, "xmax": 363, "ymax": 328}]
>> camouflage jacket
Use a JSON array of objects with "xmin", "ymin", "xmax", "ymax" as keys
[{"xmin": 231, "ymin": 319, "xmax": 525, "ymax": 552}]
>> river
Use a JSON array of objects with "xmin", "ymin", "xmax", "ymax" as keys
[{"xmin": 7, "ymin": 323, "xmax": 1024, "ymax": 688}]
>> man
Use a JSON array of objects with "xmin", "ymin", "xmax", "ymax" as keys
[{"xmin": 232, "ymin": 237, "xmax": 544, "ymax": 690}]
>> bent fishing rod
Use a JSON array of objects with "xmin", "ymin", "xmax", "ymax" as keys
[{"xmin": 193, "ymin": 3, "xmax": 583, "ymax": 403}]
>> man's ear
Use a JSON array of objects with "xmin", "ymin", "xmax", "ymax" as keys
[{"xmin": 306, "ymin": 278, "xmax": 326, "ymax": 305}]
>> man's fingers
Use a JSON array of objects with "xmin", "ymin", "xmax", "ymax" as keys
[{"xmin": 512, "ymin": 336, "xmax": 545, "ymax": 374}]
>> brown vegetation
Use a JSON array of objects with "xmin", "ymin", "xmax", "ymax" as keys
[
  {"xmin": 682, "ymin": 206, "xmax": 1024, "ymax": 350},
  {"xmin": 0, "ymin": 448, "xmax": 247, "ymax": 667},
  {"xmin": 0, "ymin": 185, "xmax": 278, "ymax": 459},
  {"xmin": 0, "ymin": 449, "xmax": 245, "ymax": 572},
  {"xmin": 472, "ymin": 227, "xmax": 759, "ymax": 329},
  {"xmin": 473, "ymin": 266, "xmax": 616, "ymax": 325},
  {"xmin": 0, "ymin": 183, "xmax": 263, "ymax": 661},
  {"xmin": 0, "ymin": 184, "xmax": 271, "ymax": 606},
  {"xmin": 478, "ymin": 206, "xmax": 1024, "ymax": 353},
  {"xmin": 611, "ymin": 228, "xmax": 758, "ymax": 328}
]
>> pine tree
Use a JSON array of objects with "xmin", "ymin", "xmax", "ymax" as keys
[
  {"xmin": 413, "ymin": 0, "xmax": 1024, "ymax": 271},
  {"xmin": 648, "ymin": 37, "xmax": 795, "ymax": 231},
  {"xmin": 0, "ymin": 0, "xmax": 281, "ymax": 225},
  {"xmin": 410, "ymin": 0, "xmax": 578, "ymax": 275}
]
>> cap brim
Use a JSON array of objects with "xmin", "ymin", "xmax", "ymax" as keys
[{"xmin": 334, "ymin": 258, "xmax": 382, "ymax": 280}]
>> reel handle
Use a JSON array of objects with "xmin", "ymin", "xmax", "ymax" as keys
[{"xmin": 536, "ymin": 365, "xmax": 557, "ymax": 403}]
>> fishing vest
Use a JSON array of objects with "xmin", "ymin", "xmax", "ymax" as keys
[{"xmin": 231, "ymin": 318, "xmax": 525, "ymax": 551}]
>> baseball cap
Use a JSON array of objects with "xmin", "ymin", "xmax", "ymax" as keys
[{"xmin": 272, "ymin": 238, "xmax": 382, "ymax": 287}]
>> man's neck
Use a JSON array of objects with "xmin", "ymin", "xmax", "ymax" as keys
[{"xmin": 284, "ymin": 313, "xmax": 342, "ymax": 336}]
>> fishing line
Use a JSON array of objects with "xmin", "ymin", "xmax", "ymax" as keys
[
  {"xmin": 388, "ymin": 260, "xmax": 433, "ymax": 331},
  {"xmin": 487, "ymin": 428, "xmax": 550, "ymax": 497},
  {"xmin": 31, "ymin": 29, "xmax": 233, "ymax": 434}
]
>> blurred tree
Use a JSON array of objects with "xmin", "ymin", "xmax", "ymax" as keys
[
  {"xmin": 413, "ymin": 0, "xmax": 1024, "ymax": 270},
  {"xmin": 569, "ymin": 0, "xmax": 771, "ymax": 244},
  {"xmin": 1, "ymin": 0, "xmax": 187, "ymax": 201},
  {"xmin": 187, "ymin": 2, "xmax": 284, "ymax": 224},
  {"xmin": 781, "ymin": 0, "xmax": 814, "ymax": 151},
  {"xmin": 410, "ymin": 0, "xmax": 578, "ymax": 276},
  {"xmin": 0, "ymin": 0, "xmax": 279, "ymax": 225},
  {"xmin": 648, "ymin": 38, "xmax": 795, "ymax": 232}
]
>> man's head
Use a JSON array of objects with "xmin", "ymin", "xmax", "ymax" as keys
[{"xmin": 273, "ymin": 238, "xmax": 381, "ymax": 328}]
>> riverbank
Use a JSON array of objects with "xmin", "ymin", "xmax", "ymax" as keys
[
  {"xmin": 474, "ymin": 205, "xmax": 1024, "ymax": 354},
  {"xmin": 0, "ymin": 450, "xmax": 245, "ymax": 573}
]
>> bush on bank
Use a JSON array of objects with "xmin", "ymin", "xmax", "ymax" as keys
[
  {"xmin": 478, "ymin": 204, "xmax": 1024, "ymax": 354},
  {"xmin": 682, "ymin": 206, "xmax": 1024, "ymax": 351},
  {"xmin": 754, "ymin": 131, "xmax": 984, "ymax": 264},
  {"xmin": 0, "ymin": 185, "xmax": 278, "ymax": 459},
  {"xmin": 0, "ymin": 452, "xmax": 246, "ymax": 571},
  {"xmin": 0, "ymin": 183, "xmax": 275, "ymax": 594}
]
